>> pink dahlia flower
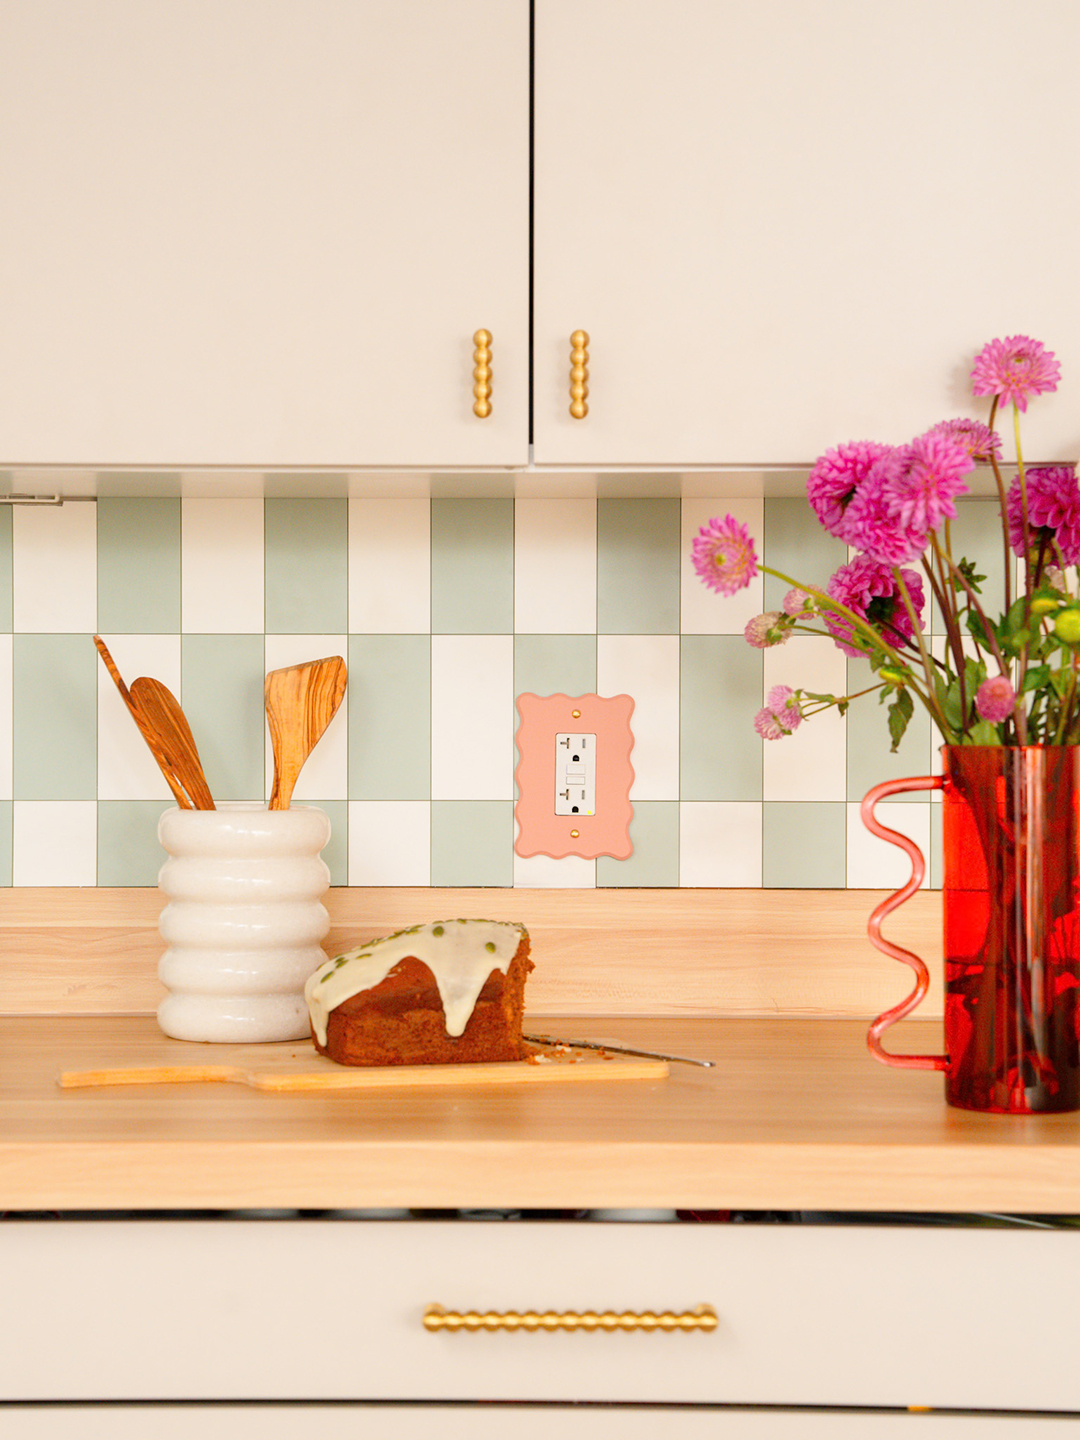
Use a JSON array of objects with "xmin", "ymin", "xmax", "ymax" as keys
[
  {"xmin": 971, "ymin": 336, "xmax": 1061, "ymax": 413},
  {"xmin": 754, "ymin": 707, "xmax": 787, "ymax": 740},
  {"xmin": 753, "ymin": 685, "xmax": 802, "ymax": 739},
  {"xmin": 825, "ymin": 556, "xmax": 925, "ymax": 659},
  {"xmin": 744, "ymin": 611, "xmax": 789, "ymax": 649},
  {"xmin": 692, "ymin": 515, "xmax": 759, "ymax": 596},
  {"xmin": 975, "ymin": 675, "xmax": 1016, "ymax": 724},
  {"xmin": 840, "ymin": 449, "xmax": 929, "ymax": 567},
  {"xmin": 782, "ymin": 587, "xmax": 815, "ymax": 617},
  {"xmin": 1006, "ymin": 465, "xmax": 1080, "ymax": 565},
  {"xmin": 806, "ymin": 440, "xmax": 893, "ymax": 540},
  {"xmin": 883, "ymin": 430, "xmax": 974, "ymax": 536},
  {"xmin": 925, "ymin": 418, "xmax": 1002, "ymax": 464}
]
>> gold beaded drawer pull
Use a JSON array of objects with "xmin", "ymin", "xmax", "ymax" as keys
[
  {"xmin": 424, "ymin": 1304, "xmax": 717, "ymax": 1333},
  {"xmin": 569, "ymin": 330, "xmax": 589, "ymax": 418},
  {"xmin": 472, "ymin": 329, "xmax": 493, "ymax": 417}
]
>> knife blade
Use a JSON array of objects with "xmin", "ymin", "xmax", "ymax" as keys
[{"xmin": 523, "ymin": 1033, "xmax": 714, "ymax": 1068}]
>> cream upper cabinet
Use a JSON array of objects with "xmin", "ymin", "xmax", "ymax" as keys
[
  {"xmin": 0, "ymin": 1, "xmax": 530, "ymax": 468},
  {"xmin": 533, "ymin": 0, "xmax": 1080, "ymax": 467}
]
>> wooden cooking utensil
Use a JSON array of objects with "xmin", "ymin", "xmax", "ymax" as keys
[
  {"xmin": 58, "ymin": 1052, "xmax": 668, "ymax": 1091},
  {"xmin": 265, "ymin": 655, "xmax": 347, "ymax": 810},
  {"xmin": 93, "ymin": 635, "xmax": 193, "ymax": 809},
  {"xmin": 129, "ymin": 676, "xmax": 215, "ymax": 811}
]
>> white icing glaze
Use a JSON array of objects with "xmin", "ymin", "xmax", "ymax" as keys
[{"xmin": 304, "ymin": 918, "xmax": 526, "ymax": 1048}]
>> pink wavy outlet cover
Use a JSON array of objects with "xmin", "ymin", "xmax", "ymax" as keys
[{"xmin": 514, "ymin": 692, "xmax": 635, "ymax": 860}]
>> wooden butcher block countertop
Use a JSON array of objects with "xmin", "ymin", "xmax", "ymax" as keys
[
  {"xmin": 3, "ymin": 1013, "xmax": 1080, "ymax": 1215},
  {"xmin": 0, "ymin": 887, "xmax": 1078, "ymax": 1215}
]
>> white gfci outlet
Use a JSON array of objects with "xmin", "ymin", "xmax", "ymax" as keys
[{"xmin": 555, "ymin": 733, "xmax": 596, "ymax": 816}]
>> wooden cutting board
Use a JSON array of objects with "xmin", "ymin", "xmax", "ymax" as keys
[{"xmin": 58, "ymin": 1045, "xmax": 668, "ymax": 1092}]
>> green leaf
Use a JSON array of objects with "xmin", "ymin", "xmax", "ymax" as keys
[
  {"xmin": 957, "ymin": 557, "xmax": 987, "ymax": 594},
  {"xmin": 965, "ymin": 720, "xmax": 1001, "ymax": 745},
  {"xmin": 1021, "ymin": 664, "xmax": 1051, "ymax": 694},
  {"xmin": 941, "ymin": 676, "xmax": 965, "ymax": 731},
  {"xmin": 966, "ymin": 610, "xmax": 991, "ymax": 647},
  {"xmin": 887, "ymin": 688, "xmax": 914, "ymax": 752},
  {"xmin": 963, "ymin": 655, "xmax": 987, "ymax": 692}
]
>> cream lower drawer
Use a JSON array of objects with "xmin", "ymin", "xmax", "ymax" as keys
[{"xmin": 0, "ymin": 1219, "xmax": 1077, "ymax": 1410}]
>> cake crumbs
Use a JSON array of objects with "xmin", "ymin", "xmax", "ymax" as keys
[{"xmin": 523, "ymin": 1040, "xmax": 615, "ymax": 1064}]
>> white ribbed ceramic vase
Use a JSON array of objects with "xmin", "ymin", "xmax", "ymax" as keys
[{"xmin": 157, "ymin": 804, "xmax": 331, "ymax": 1042}]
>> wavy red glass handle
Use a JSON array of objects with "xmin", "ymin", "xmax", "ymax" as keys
[{"xmin": 861, "ymin": 774, "xmax": 949, "ymax": 1071}]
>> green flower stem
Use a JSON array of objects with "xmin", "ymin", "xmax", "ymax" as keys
[
  {"xmin": 929, "ymin": 536, "xmax": 1011, "ymax": 680},
  {"xmin": 986, "ymin": 396, "xmax": 1012, "ymax": 611},
  {"xmin": 1012, "ymin": 402, "xmax": 1033, "ymax": 743},
  {"xmin": 921, "ymin": 550, "xmax": 971, "ymax": 710},
  {"xmin": 891, "ymin": 565, "xmax": 951, "ymax": 733},
  {"xmin": 796, "ymin": 682, "xmax": 886, "ymax": 720},
  {"xmin": 761, "ymin": 565, "xmax": 951, "ymax": 737}
]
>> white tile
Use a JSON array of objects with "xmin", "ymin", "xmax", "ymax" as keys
[
  {"xmin": 763, "ymin": 635, "xmax": 847, "ymax": 801},
  {"xmin": 13, "ymin": 801, "xmax": 97, "ymax": 885},
  {"xmin": 514, "ymin": 497, "xmax": 596, "ymax": 634},
  {"xmin": 846, "ymin": 799, "xmax": 932, "ymax": 890},
  {"xmin": 12, "ymin": 501, "xmax": 97, "ymax": 633},
  {"xmin": 512, "ymin": 852, "xmax": 597, "ymax": 888},
  {"xmin": 348, "ymin": 498, "xmax": 431, "ymax": 634},
  {"xmin": 263, "ymin": 635, "xmax": 349, "ymax": 801},
  {"xmin": 680, "ymin": 497, "xmax": 764, "ymax": 635},
  {"xmin": 431, "ymin": 635, "xmax": 515, "ymax": 800},
  {"xmin": 0, "ymin": 635, "xmax": 12, "ymax": 799},
  {"xmin": 679, "ymin": 802, "xmax": 763, "ymax": 886},
  {"xmin": 348, "ymin": 801, "xmax": 430, "ymax": 886},
  {"xmin": 97, "ymin": 634, "xmax": 182, "ymax": 801},
  {"xmin": 596, "ymin": 634, "xmax": 679, "ymax": 800},
  {"xmin": 181, "ymin": 498, "xmax": 264, "ymax": 633}
]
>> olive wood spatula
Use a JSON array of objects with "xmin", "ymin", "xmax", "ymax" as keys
[
  {"xmin": 128, "ymin": 675, "xmax": 215, "ymax": 811},
  {"xmin": 93, "ymin": 635, "xmax": 196, "ymax": 809},
  {"xmin": 265, "ymin": 655, "xmax": 347, "ymax": 810}
]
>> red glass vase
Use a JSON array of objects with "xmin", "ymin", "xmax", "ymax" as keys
[{"xmin": 862, "ymin": 745, "xmax": 1080, "ymax": 1114}]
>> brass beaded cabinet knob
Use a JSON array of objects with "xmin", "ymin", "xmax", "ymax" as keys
[
  {"xmin": 569, "ymin": 330, "xmax": 589, "ymax": 418},
  {"xmin": 472, "ymin": 330, "xmax": 493, "ymax": 418},
  {"xmin": 423, "ymin": 1304, "xmax": 717, "ymax": 1334}
]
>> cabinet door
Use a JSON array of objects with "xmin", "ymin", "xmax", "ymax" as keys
[
  {"xmin": 534, "ymin": 0, "xmax": 1080, "ymax": 467},
  {"xmin": 0, "ymin": 0, "xmax": 529, "ymax": 468}
]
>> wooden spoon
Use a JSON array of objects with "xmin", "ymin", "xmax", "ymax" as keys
[
  {"xmin": 265, "ymin": 655, "xmax": 347, "ymax": 810},
  {"xmin": 93, "ymin": 635, "xmax": 193, "ymax": 808},
  {"xmin": 129, "ymin": 676, "xmax": 215, "ymax": 810}
]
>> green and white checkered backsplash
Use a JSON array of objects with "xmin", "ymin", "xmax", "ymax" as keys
[{"xmin": 0, "ymin": 489, "xmax": 1005, "ymax": 887}]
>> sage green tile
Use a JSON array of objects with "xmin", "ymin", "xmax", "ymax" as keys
[
  {"xmin": 431, "ymin": 498, "xmax": 513, "ymax": 634},
  {"xmin": 845, "ymin": 659, "xmax": 934, "ymax": 801},
  {"xmin": 263, "ymin": 472, "xmax": 348, "ymax": 499},
  {"xmin": 264, "ymin": 498, "xmax": 348, "ymax": 634},
  {"xmin": 762, "ymin": 802, "xmax": 847, "ymax": 887},
  {"xmin": 681, "ymin": 636, "xmax": 763, "ymax": 801},
  {"xmin": 0, "ymin": 801, "xmax": 12, "ymax": 885},
  {"xmin": 307, "ymin": 799, "xmax": 347, "ymax": 886},
  {"xmin": 930, "ymin": 496, "xmax": 1008, "ymax": 637},
  {"xmin": 514, "ymin": 635, "xmax": 596, "ymax": 700},
  {"xmin": 430, "ymin": 800, "xmax": 513, "ymax": 886},
  {"xmin": 596, "ymin": 801, "xmax": 679, "ymax": 887},
  {"xmin": 180, "ymin": 634, "xmax": 265, "ymax": 802},
  {"xmin": 98, "ymin": 800, "xmax": 172, "ymax": 886},
  {"xmin": 13, "ymin": 634, "xmax": 97, "ymax": 799},
  {"xmin": 349, "ymin": 635, "xmax": 430, "ymax": 799},
  {"xmin": 96, "ymin": 497, "xmax": 180, "ymax": 633},
  {"xmin": 0, "ymin": 504, "xmax": 12, "ymax": 632},
  {"xmin": 762, "ymin": 495, "xmax": 846, "ymax": 611},
  {"xmin": 597, "ymin": 499, "xmax": 680, "ymax": 634}
]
